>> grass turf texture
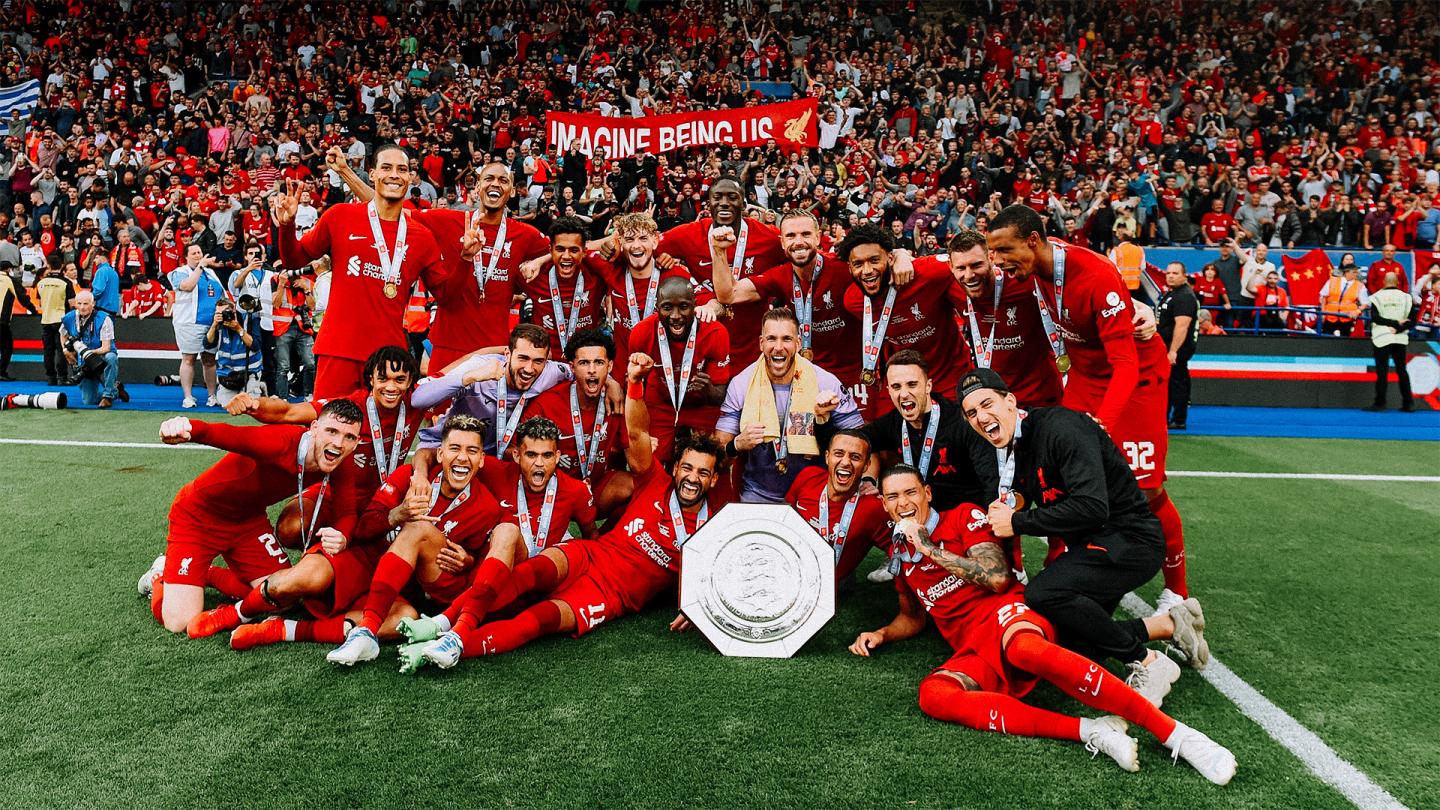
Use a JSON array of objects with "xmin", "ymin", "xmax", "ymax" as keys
[{"xmin": 1, "ymin": 410, "xmax": 1435, "ymax": 808}]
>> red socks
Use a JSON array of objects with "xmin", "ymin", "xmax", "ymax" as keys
[
  {"xmin": 360, "ymin": 553, "xmax": 415, "ymax": 633},
  {"xmin": 206, "ymin": 567, "xmax": 251, "ymax": 599},
  {"xmin": 918, "ymin": 673, "xmax": 1079, "ymax": 739},
  {"xmin": 1004, "ymin": 631, "xmax": 1177, "ymax": 741},
  {"xmin": 237, "ymin": 584, "xmax": 280, "ymax": 621},
  {"xmin": 453, "ymin": 557, "xmax": 513, "ymax": 633},
  {"xmin": 445, "ymin": 553, "xmax": 561, "ymax": 629},
  {"xmin": 150, "ymin": 581, "xmax": 165, "ymax": 624},
  {"xmin": 294, "ymin": 616, "xmax": 349, "ymax": 643},
  {"xmin": 459, "ymin": 600, "xmax": 564, "ymax": 658},
  {"xmin": 1149, "ymin": 490, "xmax": 1188, "ymax": 596}
]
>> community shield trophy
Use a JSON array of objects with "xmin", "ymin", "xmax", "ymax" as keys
[{"xmin": 679, "ymin": 503, "xmax": 835, "ymax": 658}]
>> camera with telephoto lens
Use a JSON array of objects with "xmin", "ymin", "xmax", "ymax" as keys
[
  {"xmin": 236, "ymin": 294, "xmax": 261, "ymax": 313},
  {"xmin": 66, "ymin": 338, "xmax": 106, "ymax": 382}
]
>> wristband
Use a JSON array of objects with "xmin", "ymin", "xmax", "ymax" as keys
[{"xmin": 626, "ymin": 380, "xmax": 645, "ymax": 400}]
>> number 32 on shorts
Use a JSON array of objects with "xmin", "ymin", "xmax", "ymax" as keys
[{"xmin": 1122, "ymin": 441, "xmax": 1155, "ymax": 472}]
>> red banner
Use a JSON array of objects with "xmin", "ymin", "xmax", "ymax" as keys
[{"xmin": 545, "ymin": 98, "xmax": 818, "ymax": 159}]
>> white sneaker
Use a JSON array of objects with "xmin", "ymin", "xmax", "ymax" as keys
[
  {"xmin": 1125, "ymin": 653, "xmax": 1181, "ymax": 708},
  {"xmin": 421, "ymin": 630, "xmax": 464, "ymax": 669},
  {"xmin": 326, "ymin": 627, "xmax": 380, "ymax": 666},
  {"xmin": 205, "ymin": 395, "xmax": 218, "ymax": 407},
  {"xmin": 1153, "ymin": 588, "xmax": 1185, "ymax": 617},
  {"xmin": 1168, "ymin": 597, "xmax": 1210, "ymax": 670},
  {"xmin": 1165, "ymin": 721, "xmax": 1237, "ymax": 785},
  {"xmin": 866, "ymin": 566, "xmax": 895, "ymax": 583},
  {"xmin": 1080, "ymin": 715, "xmax": 1139, "ymax": 772},
  {"xmin": 137, "ymin": 554, "xmax": 165, "ymax": 596},
  {"xmin": 182, "ymin": 397, "xmax": 197, "ymax": 409}
]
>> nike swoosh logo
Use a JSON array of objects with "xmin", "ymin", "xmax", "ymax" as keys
[
  {"xmin": 697, "ymin": 260, "xmax": 712, "ymax": 267},
  {"xmin": 1134, "ymin": 473, "xmax": 1153, "ymax": 481},
  {"xmin": 500, "ymin": 500, "xmax": 513, "ymax": 508},
  {"xmin": 348, "ymin": 234, "xmax": 369, "ymax": 241}
]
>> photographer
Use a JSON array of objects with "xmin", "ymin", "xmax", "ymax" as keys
[
  {"xmin": 227, "ymin": 240, "xmax": 277, "ymax": 396},
  {"xmin": 271, "ymin": 263, "xmax": 318, "ymax": 400},
  {"xmin": 204, "ymin": 297, "xmax": 263, "ymax": 407},
  {"xmin": 59, "ymin": 290, "xmax": 127, "ymax": 407}
]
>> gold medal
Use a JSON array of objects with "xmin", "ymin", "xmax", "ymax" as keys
[
  {"xmin": 861, "ymin": 369, "xmax": 876, "ymax": 386},
  {"xmin": 1055, "ymin": 353, "xmax": 1071, "ymax": 373},
  {"xmin": 775, "ymin": 459, "xmax": 787, "ymax": 474},
  {"xmin": 800, "ymin": 348, "xmax": 813, "ymax": 361},
  {"xmin": 383, "ymin": 282, "xmax": 398, "ymax": 299}
]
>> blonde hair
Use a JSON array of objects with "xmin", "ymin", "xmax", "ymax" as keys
[{"xmin": 612, "ymin": 212, "xmax": 658, "ymax": 237}]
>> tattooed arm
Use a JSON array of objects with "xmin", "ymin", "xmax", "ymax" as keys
[{"xmin": 914, "ymin": 528, "xmax": 1014, "ymax": 594}]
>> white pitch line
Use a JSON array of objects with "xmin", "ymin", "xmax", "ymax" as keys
[
  {"xmin": 1122, "ymin": 594, "xmax": 1406, "ymax": 810},
  {"xmin": 0, "ymin": 438, "xmax": 213, "ymax": 451},
  {"xmin": 1169, "ymin": 470, "xmax": 1440, "ymax": 483}
]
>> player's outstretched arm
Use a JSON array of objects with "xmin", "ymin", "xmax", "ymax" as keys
[
  {"xmin": 225, "ymin": 392, "xmax": 318, "ymax": 424},
  {"xmin": 917, "ymin": 536, "xmax": 1014, "ymax": 594},
  {"xmin": 624, "ymin": 353, "xmax": 656, "ymax": 476},
  {"xmin": 849, "ymin": 588, "xmax": 927, "ymax": 657}
]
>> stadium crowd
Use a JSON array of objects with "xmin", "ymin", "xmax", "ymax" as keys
[{"xmin": 6, "ymin": 0, "xmax": 1440, "ymax": 786}]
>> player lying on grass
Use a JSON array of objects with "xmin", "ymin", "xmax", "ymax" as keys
[
  {"xmin": 957, "ymin": 368, "xmax": 1207, "ymax": 706},
  {"xmin": 223, "ymin": 345, "xmax": 426, "ymax": 547},
  {"xmin": 146, "ymin": 399, "xmax": 364, "ymax": 634},
  {"xmin": 393, "ymin": 352, "xmax": 730, "ymax": 673},
  {"xmin": 851, "ymin": 465, "xmax": 1236, "ymax": 785}
]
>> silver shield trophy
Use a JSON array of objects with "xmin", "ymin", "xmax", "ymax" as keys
[{"xmin": 679, "ymin": 503, "xmax": 835, "ymax": 658}]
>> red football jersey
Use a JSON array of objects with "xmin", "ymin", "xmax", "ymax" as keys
[
  {"xmin": 749, "ymin": 253, "xmax": 864, "ymax": 386},
  {"xmin": 278, "ymin": 203, "xmax": 449, "ymax": 362},
  {"xmin": 520, "ymin": 264, "xmax": 609, "ymax": 356},
  {"xmin": 527, "ymin": 381, "xmax": 627, "ymax": 486},
  {"xmin": 659, "ymin": 217, "xmax": 787, "ymax": 369},
  {"xmin": 1031, "ymin": 240, "xmax": 1167, "ymax": 426},
  {"xmin": 595, "ymin": 460, "xmax": 729, "ymax": 573},
  {"xmin": 171, "ymin": 421, "xmax": 362, "ymax": 538},
  {"xmin": 842, "ymin": 254, "xmax": 974, "ymax": 394},
  {"xmin": 416, "ymin": 210, "xmax": 550, "ymax": 355},
  {"xmin": 478, "ymin": 458, "xmax": 596, "ymax": 548},
  {"xmin": 895, "ymin": 505, "xmax": 1022, "ymax": 651},
  {"xmin": 588, "ymin": 257, "xmax": 698, "ymax": 380},
  {"xmin": 627, "ymin": 313, "xmax": 732, "ymax": 432},
  {"xmin": 355, "ymin": 463, "xmax": 505, "ymax": 549},
  {"xmin": 963, "ymin": 274, "xmax": 1064, "ymax": 408},
  {"xmin": 310, "ymin": 388, "xmax": 426, "ymax": 500},
  {"xmin": 786, "ymin": 466, "xmax": 891, "ymax": 579}
]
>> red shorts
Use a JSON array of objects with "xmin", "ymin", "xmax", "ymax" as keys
[
  {"xmin": 551, "ymin": 540, "xmax": 674, "ymax": 636},
  {"xmin": 313, "ymin": 355, "xmax": 367, "ymax": 400},
  {"xmin": 164, "ymin": 512, "xmax": 290, "ymax": 588},
  {"xmin": 422, "ymin": 567, "xmax": 475, "ymax": 605},
  {"xmin": 933, "ymin": 596, "xmax": 1056, "ymax": 699},
  {"xmin": 302, "ymin": 541, "xmax": 386, "ymax": 618},
  {"xmin": 1065, "ymin": 379, "xmax": 1169, "ymax": 487}
]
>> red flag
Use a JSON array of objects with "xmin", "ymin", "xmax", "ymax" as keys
[
  {"xmin": 1414, "ymin": 249, "xmax": 1440, "ymax": 278},
  {"xmin": 1282, "ymin": 248, "xmax": 1333, "ymax": 306}
]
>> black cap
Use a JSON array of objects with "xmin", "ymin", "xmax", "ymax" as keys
[{"xmin": 957, "ymin": 368, "xmax": 1010, "ymax": 402}]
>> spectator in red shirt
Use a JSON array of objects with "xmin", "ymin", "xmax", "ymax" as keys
[{"xmin": 1199, "ymin": 199, "xmax": 1235, "ymax": 245}]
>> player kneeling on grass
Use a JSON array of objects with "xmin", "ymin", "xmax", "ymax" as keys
[
  {"xmin": 149, "ymin": 400, "xmax": 364, "ymax": 635},
  {"xmin": 394, "ymin": 352, "xmax": 730, "ymax": 673},
  {"xmin": 323, "ymin": 415, "xmax": 525, "ymax": 665},
  {"xmin": 851, "ymin": 466, "xmax": 1235, "ymax": 785}
]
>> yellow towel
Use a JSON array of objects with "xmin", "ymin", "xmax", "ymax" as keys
[{"xmin": 740, "ymin": 355, "xmax": 820, "ymax": 456}]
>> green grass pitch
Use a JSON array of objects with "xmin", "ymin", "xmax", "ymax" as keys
[{"xmin": 1, "ymin": 410, "xmax": 1435, "ymax": 808}]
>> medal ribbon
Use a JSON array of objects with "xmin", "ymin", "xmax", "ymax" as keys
[
  {"xmin": 901, "ymin": 402, "xmax": 940, "ymax": 477},
  {"xmin": 712, "ymin": 219, "xmax": 749, "ymax": 278},
  {"xmin": 516, "ymin": 474, "xmax": 559, "ymax": 554},
  {"xmin": 995, "ymin": 409, "xmax": 1027, "ymax": 507},
  {"xmin": 888, "ymin": 508, "xmax": 940, "ymax": 574},
  {"xmin": 366, "ymin": 201, "xmax": 407, "ymax": 290},
  {"xmin": 818, "ymin": 484, "xmax": 861, "ymax": 565},
  {"xmin": 861, "ymin": 286, "xmax": 897, "ymax": 378},
  {"xmin": 668, "ymin": 491, "xmax": 709, "ymax": 549},
  {"xmin": 365, "ymin": 395, "xmax": 408, "ymax": 485},
  {"xmin": 656, "ymin": 320, "xmax": 697, "ymax": 424},
  {"xmin": 295, "ymin": 432, "xmax": 328, "ymax": 547},
  {"xmin": 548, "ymin": 265, "xmax": 587, "ymax": 352},
  {"xmin": 570, "ymin": 383, "xmax": 607, "ymax": 480},
  {"xmin": 964, "ymin": 272, "xmax": 1004, "ymax": 368},
  {"xmin": 623, "ymin": 269, "xmax": 660, "ymax": 328},
  {"xmin": 792, "ymin": 255, "xmax": 820, "ymax": 352},
  {"xmin": 473, "ymin": 212, "xmax": 508, "ymax": 301},
  {"xmin": 1033, "ymin": 242, "xmax": 1067, "ymax": 361},
  {"xmin": 494, "ymin": 369, "xmax": 529, "ymax": 454}
]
